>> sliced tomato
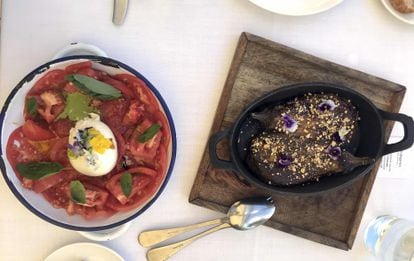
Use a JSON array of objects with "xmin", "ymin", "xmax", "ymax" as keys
[
  {"xmin": 50, "ymin": 119, "xmax": 74, "ymax": 137},
  {"xmin": 154, "ymin": 109, "xmax": 171, "ymax": 147},
  {"xmin": 77, "ymin": 68, "xmax": 100, "ymax": 79},
  {"xmin": 100, "ymin": 98, "xmax": 129, "ymax": 133},
  {"xmin": 49, "ymin": 137, "xmax": 70, "ymax": 166},
  {"xmin": 83, "ymin": 206, "xmax": 115, "ymax": 220},
  {"xmin": 113, "ymin": 129, "xmax": 126, "ymax": 165},
  {"xmin": 35, "ymin": 90, "xmax": 65, "ymax": 123},
  {"xmin": 128, "ymin": 119, "xmax": 162, "ymax": 163},
  {"xmin": 82, "ymin": 183, "xmax": 110, "ymax": 208},
  {"xmin": 6, "ymin": 128, "xmax": 44, "ymax": 174},
  {"xmin": 29, "ymin": 69, "xmax": 66, "ymax": 95},
  {"xmin": 42, "ymin": 182, "xmax": 71, "ymax": 209},
  {"xmin": 22, "ymin": 120, "xmax": 55, "ymax": 141},
  {"xmin": 155, "ymin": 144, "xmax": 168, "ymax": 175},
  {"xmin": 66, "ymin": 201, "xmax": 115, "ymax": 219},
  {"xmin": 22, "ymin": 178, "xmax": 34, "ymax": 189},
  {"xmin": 65, "ymin": 61, "xmax": 92, "ymax": 74},
  {"xmin": 127, "ymin": 166, "xmax": 158, "ymax": 177},
  {"xmin": 38, "ymin": 103, "xmax": 65, "ymax": 123},
  {"xmin": 105, "ymin": 187, "xmax": 152, "ymax": 212},
  {"xmin": 106, "ymin": 179, "xmax": 152, "ymax": 211},
  {"xmin": 114, "ymin": 74, "xmax": 157, "ymax": 108},
  {"xmin": 106, "ymin": 172, "xmax": 152, "ymax": 205},
  {"xmin": 63, "ymin": 82, "xmax": 79, "ymax": 93},
  {"xmin": 122, "ymin": 100, "xmax": 144, "ymax": 125},
  {"xmin": 77, "ymin": 175, "xmax": 108, "ymax": 188},
  {"xmin": 64, "ymin": 182, "xmax": 109, "ymax": 216},
  {"xmin": 33, "ymin": 169, "xmax": 77, "ymax": 193},
  {"xmin": 101, "ymin": 75, "xmax": 136, "ymax": 99}
]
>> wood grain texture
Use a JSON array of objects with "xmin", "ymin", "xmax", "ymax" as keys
[{"xmin": 189, "ymin": 32, "xmax": 406, "ymax": 250}]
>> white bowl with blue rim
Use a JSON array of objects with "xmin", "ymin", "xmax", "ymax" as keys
[{"xmin": 0, "ymin": 44, "xmax": 177, "ymax": 236}]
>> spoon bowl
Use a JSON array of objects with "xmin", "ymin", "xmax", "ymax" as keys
[{"xmin": 228, "ymin": 197, "xmax": 275, "ymax": 230}]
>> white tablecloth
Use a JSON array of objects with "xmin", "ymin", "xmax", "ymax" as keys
[{"xmin": 1, "ymin": 0, "xmax": 413, "ymax": 260}]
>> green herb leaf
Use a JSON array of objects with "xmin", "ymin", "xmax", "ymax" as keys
[
  {"xmin": 26, "ymin": 97, "xmax": 38, "ymax": 116},
  {"xmin": 67, "ymin": 74, "xmax": 122, "ymax": 100},
  {"xmin": 120, "ymin": 172, "xmax": 132, "ymax": 197},
  {"xmin": 138, "ymin": 124, "xmax": 161, "ymax": 143},
  {"xmin": 70, "ymin": 180, "xmax": 86, "ymax": 204},
  {"xmin": 16, "ymin": 162, "xmax": 63, "ymax": 180},
  {"xmin": 57, "ymin": 92, "xmax": 94, "ymax": 121}
]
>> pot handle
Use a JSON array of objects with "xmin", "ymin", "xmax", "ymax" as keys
[
  {"xmin": 208, "ymin": 129, "xmax": 238, "ymax": 171},
  {"xmin": 380, "ymin": 109, "xmax": 414, "ymax": 156},
  {"xmin": 52, "ymin": 42, "xmax": 108, "ymax": 59}
]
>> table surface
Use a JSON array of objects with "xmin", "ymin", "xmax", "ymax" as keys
[{"xmin": 0, "ymin": 1, "xmax": 413, "ymax": 260}]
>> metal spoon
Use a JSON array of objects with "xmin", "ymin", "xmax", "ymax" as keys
[
  {"xmin": 139, "ymin": 197, "xmax": 276, "ymax": 261},
  {"xmin": 113, "ymin": 0, "xmax": 129, "ymax": 25}
]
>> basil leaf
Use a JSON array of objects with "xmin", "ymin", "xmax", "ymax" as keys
[
  {"xmin": 70, "ymin": 180, "xmax": 86, "ymax": 204},
  {"xmin": 120, "ymin": 172, "xmax": 132, "ymax": 197},
  {"xmin": 16, "ymin": 162, "xmax": 63, "ymax": 180},
  {"xmin": 27, "ymin": 97, "xmax": 38, "ymax": 116},
  {"xmin": 66, "ymin": 74, "xmax": 122, "ymax": 100},
  {"xmin": 138, "ymin": 124, "xmax": 161, "ymax": 143}
]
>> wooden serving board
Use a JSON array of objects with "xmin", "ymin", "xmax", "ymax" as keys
[{"xmin": 189, "ymin": 32, "xmax": 406, "ymax": 250}]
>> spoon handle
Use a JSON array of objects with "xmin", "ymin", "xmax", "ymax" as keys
[
  {"xmin": 146, "ymin": 222, "xmax": 231, "ymax": 261},
  {"xmin": 138, "ymin": 218, "xmax": 225, "ymax": 247}
]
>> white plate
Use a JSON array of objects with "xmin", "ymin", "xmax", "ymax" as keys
[
  {"xmin": 381, "ymin": 0, "xmax": 414, "ymax": 25},
  {"xmin": 44, "ymin": 242, "xmax": 124, "ymax": 261},
  {"xmin": 248, "ymin": 0, "xmax": 344, "ymax": 16}
]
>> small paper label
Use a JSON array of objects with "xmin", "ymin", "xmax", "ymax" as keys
[{"xmin": 378, "ymin": 135, "xmax": 414, "ymax": 179}]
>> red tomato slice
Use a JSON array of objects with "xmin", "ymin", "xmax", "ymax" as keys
[
  {"xmin": 82, "ymin": 183, "xmax": 110, "ymax": 208},
  {"xmin": 6, "ymin": 128, "xmax": 44, "ymax": 174},
  {"xmin": 106, "ymin": 177, "xmax": 152, "ymax": 211},
  {"xmin": 50, "ymin": 119, "xmax": 74, "ymax": 138},
  {"xmin": 77, "ymin": 68, "xmax": 101, "ymax": 79},
  {"xmin": 83, "ymin": 206, "xmax": 115, "ymax": 220},
  {"xmin": 128, "ymin": 119, "xmax": 162, "ymax": 163},
  {"xmin": 154, "ymin": 109, "xmax": 171, "ymax": 147},
  {"xmin": 113, "ymin": 129, "xmax": 126, "ymax": 165},
  {"xmin": 106, "ymin": 172, "xmax": 152, "ymax": 205},
  {"xmin": 127, "ymin": 167, "xmax": 158, "ymax": 177},
  {"xmin": 64, "ymin": 182, "xmax": 110, "ymax": 218},
  {"xmin": 66, "ymin": 201, "xmax": 115, "ymax": 219},
  {"xmin": 22, "ymin": 120, "xmax": 55, "ymax": 141},
  {"xmin": 63, "ymin": 82, "xmax": 79, "ymax": 93},
  {"xmin": 42, "ymin": 182, "xmax": 71, "ymax": 209},
  {"xmin": 49, "ymin": 137, "xmax": 70, "ymax": 166},
  {"xmin": 33, "ymin": 169, "xmax": 77, "ymax": 193},
  {"xmin": 100, "ymin": 99, "xmax": 129, "ymax": 133},
  {"xmin": 29, "ymin": 69, "xmax": 66, "ymax": 95},
  {"xmin": 38, "ymin": 103, "xmax": 65, "ymax": 124},
  {"xmin": 122, "ymin": 100, "xmax": 144, "ymax": 125},
  {"xmin": 65, "ymin": 61, "xmax": 93, "ymax": 74},
  {"xmin": 155, "ymin": 144, "xmax": 168, "ymax": 175},
  {"xmin": 101, "ymin": 75, "xmax": 136, "ymax": 99},
  {"xmin": 114, "ymin": 74, "xmax": 158, "ymax": 108}
]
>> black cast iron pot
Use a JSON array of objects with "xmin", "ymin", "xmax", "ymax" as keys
[{"xmin": 209, "ymin": 83, "xmax": 414, "ymax": 195}]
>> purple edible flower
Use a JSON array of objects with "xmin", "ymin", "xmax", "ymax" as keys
[
  {"xmin": 68, "ymin": 141, "xmax": 85, "ymax": 157},
  {"xmin": 326, "ymin": 146, "xmax": 342, "ymax": 160},
  {"xmin": 318, "ymin": 99, "xmax": 337, "ymax": 112},
  {"xmin": 278, "ymin": 154, "xmax": 292, "ymax": 168},
  {"xmin": 332, "ymin": 127, "xmax": 350, "ymax": 142},
  {"xmin": 332, "ymin": 132, "xmax": 342, "ymax": 142},
  {"xmin": 282, "ymin": 114, "xmax": 298, "ymax": 132}
]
